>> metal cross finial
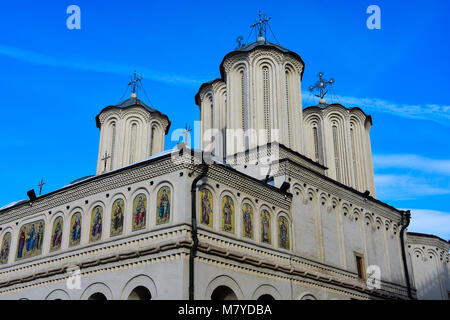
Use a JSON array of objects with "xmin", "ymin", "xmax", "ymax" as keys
[
  {"xmin": 250, "ymin": 10, "xmax": 271, "ymax": 40},
  {"xmin": 308, "ymin": 72, "xmax": 335, "ymax": 104},
  {"xmin": 128, "ymin": 70, "xmax": 143, "ymax": 95},
  {"xmin": 101, "ymin": 151, "xmax": 111, "ymax": 171},
  {"xmin": 37, "ymin": 178, "xmax": 45, "ymax": 196},
  {"xmin": 182, "ymin": 124, "xmax": 192, "ymax": 146}
]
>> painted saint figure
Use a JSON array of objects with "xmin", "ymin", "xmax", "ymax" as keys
[
  {"xmin": 242, "ymin": 204, "xmax": 253, "ymax": 238},
  {"xmin": 133, "ymin": 195, "xmax": 146, "ymax": 230},
  {"xmin": 261, "ymin": 210, "xmax": 271, "ymax": 244},
  {"xmin": 36, "ymin": 222, "xmax": 44, "ymax": 251},
  {"xmin": 279, "ymin": 217, "xmax": 289, "ymax": 249},
  {"xmin": 71, "ymin": 213, "xmax": 82, "ymax": 246},
  {"xmin": 111, "ymin": 199, "xmax": 124, "ymax": 236},
  {"xmin": 222, "ymin": 196, "xmax": 234, "ymax": 233},
  {"xmin": 17, "ymin": 228, "xmax": 25, "ymax": 259},
  {"xmin": 91, "ymin": 207, "xmax": 103, "ymax": 241},
  {"xmin": 0, "ymin": 233, "xmax": 11, "ymax": 264},
  {"xmin": 157, "ymin": 187, "xmax": 170, "ymax": 224},
  {"xmin": 200, "ymin": 190, "xmax": 213, "ymax": 227},
  {"xmin": 52, "ymin": 218, "xmax": 63, "ymax": 250},
  {"xmin": 16, "ymin": 220, "xmax": 44, "ymax": 260},
  {"xmin": 26, "ymin": 224, "xmax": 36, "ymax": 252}
]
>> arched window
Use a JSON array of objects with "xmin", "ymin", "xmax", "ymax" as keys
[
  {"xmin": 313, "ymin": 126, "xmax": 320, "ymax": 162},
  {"xmin": 109, "ymin": 122, "xmax": 116, "ymax": 169},
  {"xmin": 129, "ymin": 123, "xmax": 137, "ymax": 163},
  {"xmin": 211, "ymin": 286, "xmax": 238, "ymax": 300},
  {"xmin": 332, "ymin": 125, "xmax": 341, "ymax": 182},
  {"xmin": 350, "ymin": 125, "xmax": 358, "ymax": 189},
  {"xmin": 285, "ymin": 70, "xmax": 291, "ymax": 146},
  {"xmin": 88, "ymin": 293, "xmax": 107, "ymax": 300},
  {"xmin": 210, "ymin": 97, "xmax": 214, "ymax": 131},
  {"xmin": 263, "ymin": 66, "xmax": 271, "ymax": 142},
  {"xmin": 257, "ymin": 294, "xmax": 275, "ymax": 301},
  {"xmin": 128, "ymin": 286, "xmax": 151, "ymax": 300}
]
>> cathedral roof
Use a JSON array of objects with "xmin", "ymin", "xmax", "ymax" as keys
[
  {"xmin": 95, "ymin": 97, "xmax": 171, "ymax": 133},
  {"xmin": 195, "ymin": 41, "xmax": 305, "ymax": 106},
  {"xmin": 303, "ymin": 103, "xmax": 373, "ymax": 126},
  {"xmin": 219, "ymin": 41, "xmax": 305, "ymax": 80}
]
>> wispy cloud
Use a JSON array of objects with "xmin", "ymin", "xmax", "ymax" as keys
[
  {"xmin": 373, "ymin": 154, "xmax": 450, "ymax": 176},
  {"xmin": 302, "ymin": 92, "xmax": 450, "ymax": 125},
  {"xmin": 375, "ymin": 173, "xmax": 450, "ymax": 200},
  {"xmin": 405, "ymin": 209, "xmax": 450, "ymax": 241},
  {"xmin": 0, "ymin": 44, "xmax": 204, "ymax": 87}
]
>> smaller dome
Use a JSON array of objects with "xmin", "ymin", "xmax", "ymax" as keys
[{"xmin": 257, "ymin": 36, "xmax": 265, "ymax": 42}]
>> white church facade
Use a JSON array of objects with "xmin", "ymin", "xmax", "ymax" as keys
[{"xmin": 0, "ymin": 30, "xmax": 449, "ymax": 300}]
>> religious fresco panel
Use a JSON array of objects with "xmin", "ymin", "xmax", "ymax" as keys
[
  {"xmin": 50, "ymin": 216, "xmax": 63, "ymax": 252},
  {"xmin": 132, "ymin": 194, "xmax": 147, "ymax": 231},
  {"xmin": 16, "ymin": 220, "xmax": 45, "ymax": 261},
  {"xmin": 0, "ymin": 232, "xmax": 11, "ymax": 264},
  {"xmin": 278, "ymin": 216, "xmax": 290, "ymax": 250},
  {"xmin": 156, "ymin": 186, "xmax": 171, "ymax": 225},
  {"xmin": 110, "ymin": 199, "xmax": 124, "ymax": 237},
  {"xmin": 261, "ymin": 210, "xmax": 271, "ymax": 244},
  {"xmin": 242, "ymin": 203, "xmax": 254, "ymax": 239},
  {"xmin": 89, "ymin": 206, "xmax": 103, "ymax": 242},
  {"xmin": 221, "ymin": 195, "xmax": 234, "ymax": 233},
  {"xmin": 69, "ymin": 212, "xmax": 82, "ymax": 247},
  {"xmin": 200, "ymin": 189, "xmax": 213, "ymax": 227}
]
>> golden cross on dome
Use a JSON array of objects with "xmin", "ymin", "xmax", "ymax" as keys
[
  {"xmin": 128, "ymin": 70, "xmax": 143, "ymax": 96},
  {"xmin": 250, "ymin": 11, "xmax": 271, "ymax": 39}
]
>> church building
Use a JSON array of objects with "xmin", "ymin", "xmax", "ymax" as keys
[{"xmin": 0, "ymin": 16, "xmax": 448, "ymax": 300}]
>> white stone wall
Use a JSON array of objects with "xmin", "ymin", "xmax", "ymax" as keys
[
  {"xmin": 407, "ymin": 234, "xmax": 450, "ymax": 300},
  {"xmin": 303, "ymin": 105, "xmax": 376, "ymax": 196}
]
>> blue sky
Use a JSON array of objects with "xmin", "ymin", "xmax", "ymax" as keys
[{"xmin": 0, "ymin": 1, "xmax": 449, "ymax": 239}]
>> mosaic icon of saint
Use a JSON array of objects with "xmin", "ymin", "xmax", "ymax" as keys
[
  {"xmin": 157, "ymin": 187, "xmax": 170, "ymax": 224},
  {"xmin": 133, "ymin": 195, "xmax": 146, "ymax": 228},
  {"xmin": 17, "ymin": 228, "xmax": 26, "ymax": 259},
  {"xmin": 279, "ymin": 217, "xmax": 289, "ymax": 249},
  {"xmin": 201, "ymin": 190, "xmax": 213, "ymax": 226},
  {"xmin": 0, "ymin": 233, "xmax": 11, "ymax": 264},
  {"xmin": 222, "ymin": 196, "xmax": 234, "ymax": 232},
  {"xmin": 261, "ymin": 210, "xmax": 271, "ymax": 244},
  {"xmin": 111, "ymin": 199, "xmax": 124, "ymax": 236},
  {"xmin": 71, "ymin": 213, "xmax": 82, "ymax": 245},
  {"xmin": 242, "ymin": 204, "xmax": 253, "ymax": 238},
  {"xmin": 91, "ymin": 207, "xmax": 103, "ymax": 240},
  {"xmin": 52, "ymin": 218, "xmax": 63, "ymax": 249}
]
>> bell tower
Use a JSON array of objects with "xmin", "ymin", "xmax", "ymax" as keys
[{"xmin": 95, "ymin": 72, "xmax": 171, "ymax": 175}]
